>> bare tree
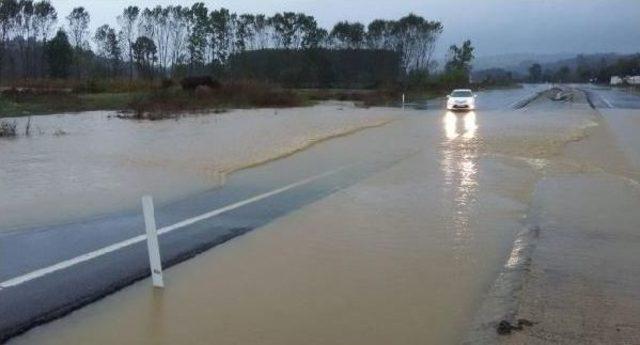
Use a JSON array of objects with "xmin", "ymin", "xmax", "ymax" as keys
[
  {"xmin": 33, "ymin": 0, "xmax": 56, "ymax": 77},
  {"xmin": 186, "ymin": 2, "xmax": 208, "ymax": 71},
  {"xmin": 16, "ymin": 0, "xmax": 34, "ymax": 78},
  {"xmin": 117, "ymin": 6, "xmax": 138, "ymax": 80},
  {"xmin": 168, "ymin": 6, "xmax": 188, "ymax": 69},
  {"xmin": 66, "ymin": 7, "xmax": 89, "ymax": 49},
  {"xmin": 0, "ymin": 0, "xmax": 20, "ymax": 81},
  {"xmin": 94, "ymin": 24, "xmax": 120, "ymax": 77},
  {"xmin": 209, "ymin": 8, "xmax": 234, "ymax": 65}
]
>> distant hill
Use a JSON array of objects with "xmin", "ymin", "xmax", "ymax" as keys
[
  {"xmin": 534, "ymin": 53, "xmax": 622, "ymax": 72},
  {"xmin": 471, "ymin": 52, "xmax": 639, "ymax": 83},
  {"xmin": 472, "ymin": 53, "xmax": 576, "ymax": 74}
]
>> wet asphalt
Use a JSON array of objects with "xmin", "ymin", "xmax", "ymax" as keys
[
  {"xmin": 0, "ymin": 142, "xmax": 398, "ymax": 343},
  {"xmin": 581, "ymin": 84, "xmax": 640, "ymax": 109}
]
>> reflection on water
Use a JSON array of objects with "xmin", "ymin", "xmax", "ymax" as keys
[
  {"xmin": 444, "ymin": 112, "xmax": 459, "ymax": 140},
  {"xmin": 463, "ymin": 112, "xmax": 478, "ymax": 139},
  {"xmin": 443, "ymin": 111, "xmax": 477, "ymax": 141},
  {"xmin": 441, "ymin": 111, "xmax": 479, "ymax": 255}
]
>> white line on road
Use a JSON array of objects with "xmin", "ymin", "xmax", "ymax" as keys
[
  {"xmin": 601, "ymin": 97, "xmax": 614, "ymax": 108},
  {"xmin": 0, "ymin": 166, "xmax": 348, "ymax": 290},
  {"xmin": 508, "ymin": 90, "xmax": 544, "ymax": 109}
]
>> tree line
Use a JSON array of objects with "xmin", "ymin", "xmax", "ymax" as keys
[
  {"xmin": 0, "ymin": 0, "xmax": 447, "ymax": 84},
  {"xmin": 527, "ymin": 54, "xmax": 640, "ymax": 84}
]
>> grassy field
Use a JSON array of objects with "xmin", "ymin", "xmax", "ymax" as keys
[
  {"xmin": 0, "ymin": 92, "xmax": 135, "ymax": 117},
  {"xmin": 0, "ymin": 88, "xmax": 405, "ymax": 119},
  {"xmin": 0, "ymin": 80, "xmax": 447, "ymax": 119}
]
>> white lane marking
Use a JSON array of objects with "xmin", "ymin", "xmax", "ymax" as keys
[
  {"xmin": 508, "ymin": 97, "xmax": 527, "ymax": 109},
  {"xmin": 0, "ymin": 166, "xmax": 348, "ymax": 290},
  {"xmin": 601, "ymin": 97, "xmax": 613, "ymax": 108},
  {"xmin": 508, "ymin": 90, "xmax": 544, "ymax": 109}
]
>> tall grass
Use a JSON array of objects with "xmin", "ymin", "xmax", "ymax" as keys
[
  {"xmin": 0, "ymin": 78, "xmax": 158, "ymax": 94},
  {"xmin": 0, "ymin": 120, "xmax": 17, "ymax": 137},
  {"xmin": 124, "ymin": 80, "xmax": 305, "ymax": 119}
]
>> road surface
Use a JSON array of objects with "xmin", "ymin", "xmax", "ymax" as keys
[
  {"xmin": 581, "ymin": 84, "xmax": 640, "ymax": 109},
  {"xmin": 3, "ymin": 85, "xmax": 640, "ymax": 344}
]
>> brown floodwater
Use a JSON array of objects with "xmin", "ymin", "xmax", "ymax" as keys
[
  {"xmin": 7, "ymin": 96, "xmax": 611, "ymax": 344},
  {"xmin": 0, "ymin": 103, "xmax": 393, "ymax": 232}
]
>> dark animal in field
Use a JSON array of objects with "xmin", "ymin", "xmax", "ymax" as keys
[
  {"xmin": 180, "ymin": 76, "xmax": 221, "ymax": 91},
  {"xmin": 496, "ymin": 319, "xmax": 535, "ymax": 335}
]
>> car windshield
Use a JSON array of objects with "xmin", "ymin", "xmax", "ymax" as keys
[{"xmin": 451, "ymin": 90, "xmax": 473, "ymax": 97}]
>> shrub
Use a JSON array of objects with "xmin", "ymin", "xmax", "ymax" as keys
[
  {"xmin": 0, "ymin": 120, "xmax": 17, "ymax": 137},
  {"xmin": 72, "ymin": 78, "xmax": 157, "ymax": 93},
  {"xmin": 123, "ymin": 80, "xmax": 304, "ymax": 119},
  {"xmin": 160, "ymin": 78, "xmax": 175, "ymax": 89},
  {"xmin": 180, "ymin": 76, "xmax": 221, "ymax": 91},
  {"xmin": 194, "ymin": 85, "xmax": 214, "ymax": 99}
]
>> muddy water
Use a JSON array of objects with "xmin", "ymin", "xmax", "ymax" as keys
[
  {"xmin": 0, "ymin": 104, "xmax": 393, "ymax": 232},
  {"xmin": 494, "ymin": 104, "xmax": 640, "ymax": 344},
  {"xmin": 7, "ymin": 97, "xmax": 604, "ymax": 345}
]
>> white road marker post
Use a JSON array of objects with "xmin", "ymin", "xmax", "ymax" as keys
[
  {"xmin": 142, "ymin": 195, "xmax": 164, "ymax": 288},
  {"xmin": 402, "ymin": 93, "xmax": 405, "ymax": 110}
]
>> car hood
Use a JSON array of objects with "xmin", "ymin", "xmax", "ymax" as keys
[{"xmin": 449, "ymin": 97, "xmax": 473, "ymax": 102}]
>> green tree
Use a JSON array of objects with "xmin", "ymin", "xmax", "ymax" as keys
[
  {"xmin": 94, "ymin": 24, "xmax": 121, "ymax": 76},
  {"xmin": 269, "ymin": 12, "xmax": 301, "ymax": 49},
  {"xmin": 0, "ymin": 0, "xmax": 20, "ymax": 81},
  {"xmin": 444, "ymin": 40, "xmax": 474, "ymax": 86},
  {"xmin": 392, "ymin": 14, "xmax": 443, "ymax": 72},
  {"xmin": 45, "ymin": 28, "xmax": 72, "ymax": 78},
  {"xmin": 575, "ymin": 55, "xmax": 591, "ymax": 82},
  {"xmin": 298, "ymin": 14, "xmax": 321, "ymax": 48},
  {"xmin": 303, "ymin": 27, "xmax": 327, "ymax": 48},
  {"xmin": 132, "ymin": 35, "xmax": 156, "ymax": 78},
  {"xmin": 366, "ymin": 19, "xmax": 393, "ymax": 50},
  {"xmin": 187, "ymin": 2, "xmax": 208, "ymax": 70},
  {"xmin": 330, "ymin": 21, "xmax": 365, "ymax": 49},
  {"xmin": 66, "ymin": 6, "xmax": 89, "ymax": 78},
  {"xmin": 528, "ymin": 63, "xmax": 542, "ymax": 82},
  {"xmin": 33, "ymin": 0, "xmax": 57, "ymax": 77},
  {"xmin": 209, "ymin": 7, "xmax": 234, "ymax": 65},
  {"xmin": 554, "ymin": 65, "xmax": 571, "ymax": 83},
  {"xmin": 235, "ymin": 13, "xmax": 254, "ymax": 52},
  {"xmin": 117, "ymin": 6, "xmax": 138, "ymax": 80},
  {"xmin": 365, "ymin": 15, "xmax": 442, "ymax": 73},
  {"xmin": 33, "ymin": 1, "xmax": 56, "ymax": 41},
  {"xmin": 445, "ymin": 40, "xmax": 474, "ymax": 74}
]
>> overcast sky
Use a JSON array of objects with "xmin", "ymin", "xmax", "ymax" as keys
[{"xmin": 49, "ymin": 0, "xmax": 640, "ymax": 58}]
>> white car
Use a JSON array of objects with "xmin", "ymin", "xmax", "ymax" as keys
[{"xmin": 446, "ymin": 89, "xmax": 476, "ymax": 111}]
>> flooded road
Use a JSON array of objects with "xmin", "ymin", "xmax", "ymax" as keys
[
  {"xmin": 6, "ymin": 86, "xmax": 630, "ymax": 344},
  {"xmin": 0, "ymin": 105, "xmax": 393, "ymax": 232}
]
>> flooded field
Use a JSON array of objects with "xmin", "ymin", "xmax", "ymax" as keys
[
  {"xmin": 0, "ymin": 103, "xmax": 393, "ymax": 232},
  {"xmin": 8, "ymin": 88, "xmax": 631, "ymax": 345}
]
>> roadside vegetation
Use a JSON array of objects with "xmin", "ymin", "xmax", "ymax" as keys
[
  {"xmin": 528, "ymin": 54, "xmax": 640, "ymax": 84},
  {"xmin": 0, "ymin": 118, "xmax": 16, "ymax": 136},
  {"xmin": 474, "ymin": 53, "xmax": 640, "ymax": 85},
  {"xmin": 0, "ymin": 1, "xmax": 481, "ymax": 118}
]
